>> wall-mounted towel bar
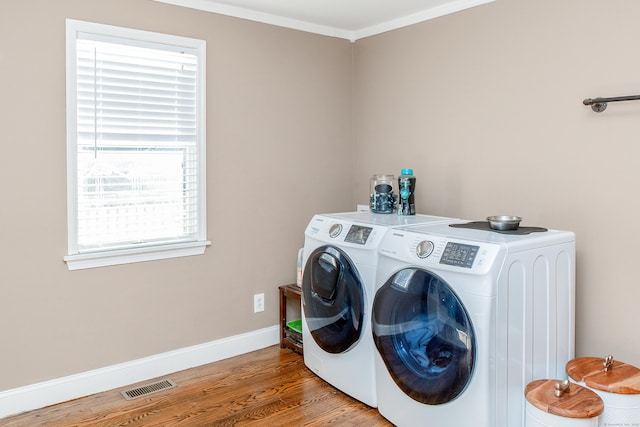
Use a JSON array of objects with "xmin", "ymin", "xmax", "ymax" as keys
[{"xmin": 583, "ymin": 94, "xmax": 640, "ymax": 112}]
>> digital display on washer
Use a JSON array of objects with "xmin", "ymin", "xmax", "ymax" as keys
[
  {"xmin": 344, "ymin": 225, "xmax": 373, "ymax": 245},
  {"xmin": 440, "ymin": 242, "xmax": 479, "ymax": 268}
]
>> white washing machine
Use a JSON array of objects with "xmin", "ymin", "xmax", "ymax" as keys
[
  {"xmin": 372, "ymin": 220, "xmax": 575, "ymax": 426},
  {"xmin": 301, "ymin": 211, "xmax": 457, "ymax": 407}
]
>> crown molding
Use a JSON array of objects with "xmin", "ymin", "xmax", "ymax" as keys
[
  {"xmin": 353, "ymin": 0, "xmax": 496, "ymax": 40},
  {"xmin": 152, "ymin": 0, "xmax": 495, "ymax": 42},
  {"xmin": 152, "ymin": 0, "xmax": 356, "ymax": 40}
]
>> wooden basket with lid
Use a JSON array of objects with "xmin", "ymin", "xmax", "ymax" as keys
[
  {"xmin": 566, "ymin": 356, "xmax": 640, "ymax": 427},
  {"xmin": 525, "ymin": 379, "xmax": 603, "ymax": 426}
]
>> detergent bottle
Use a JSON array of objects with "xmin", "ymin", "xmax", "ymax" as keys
[{"xmin": 398, "ymin": 168, "xmax": 416, "ymax": 216}]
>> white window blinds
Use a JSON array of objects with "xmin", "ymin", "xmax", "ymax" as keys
[{"xmin": 65, "ymin": 20, "xmax": 208, "ymax": 269}]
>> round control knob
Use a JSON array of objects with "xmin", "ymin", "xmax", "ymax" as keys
[
  {"xmin": 329, "ymin": 223, "xmax": 342, "ymax": 238},
  {"xmin": 416, "ymin": 240, "xmax": 435, "ymax": 258}
]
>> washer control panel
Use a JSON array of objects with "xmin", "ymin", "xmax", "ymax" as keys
[
  {"xmin": 344, "ymin": 224, "xmax": 373, "ymax": 245},
  {"xmin": 305, "ymin": 215, "xmax": 385, "ymax": 248},
  {"xmin": 329, "ymin": 223, "xmax": 342, "ymax": 238}
]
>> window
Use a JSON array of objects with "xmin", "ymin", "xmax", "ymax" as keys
[{"xmin": 64, "ymin": 20, "xmax": 209, "ymax": 270}]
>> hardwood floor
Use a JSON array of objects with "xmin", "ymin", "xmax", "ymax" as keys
[{"xmin": 2, "ymin": 345, "xmax": 392, "ymax": 426}]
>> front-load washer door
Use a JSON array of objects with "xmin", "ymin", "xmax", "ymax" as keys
[
  {"xmin": 302, "ymin": 245, "xmax": 365, "ymax": 354},
  {"xmin": 373, "ymin": 268, "xmax": 476, "ymax": 405}
]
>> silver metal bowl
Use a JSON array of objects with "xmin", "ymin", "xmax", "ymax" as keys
[{"xmin": 487, "ymin": 215, "xmax": 522, "ymax": 231}]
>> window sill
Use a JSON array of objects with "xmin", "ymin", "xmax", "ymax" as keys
[{"xmin": 64, "ymin": 240, "xmax": 211, "ymax": 270}]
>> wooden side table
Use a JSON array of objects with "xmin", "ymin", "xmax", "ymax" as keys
[{"xmin": 279, "ymin": 284, "xmax": 303, "ymax": 354}]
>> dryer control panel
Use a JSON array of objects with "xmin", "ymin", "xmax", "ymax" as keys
[
  {"xmin": 440, "ymin": 242, "xmax": 479, "ymax": 268},
  {"xmin": 380, "ymin": 230, "xmax": 502, "ymax": 275}
]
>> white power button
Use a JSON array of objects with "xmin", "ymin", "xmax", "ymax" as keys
[
  {"xmin": 416, "ymin": 240, "xmax": 435, "ymax": 258},
  {"xmin": 329, "ymin": 224, "xmax": 342, "ymax": 238}
]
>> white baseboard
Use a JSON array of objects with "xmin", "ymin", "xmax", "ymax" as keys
[{"xmin": 0, "ymin": 325, "xmax": 280, "ymax": 419}]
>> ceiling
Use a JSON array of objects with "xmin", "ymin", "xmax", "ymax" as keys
[{"xmin": 152, "ymin": 0, "xmax": 495, "ymax": 41}]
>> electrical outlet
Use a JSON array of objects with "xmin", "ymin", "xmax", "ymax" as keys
[{"xmin": 254, "ymin": 293, "xmax": 264, "ymax": 313}]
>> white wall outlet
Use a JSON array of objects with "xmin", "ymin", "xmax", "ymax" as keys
[{"xmin": 254, "ymin": 293, "xmax": 264, "ymax": 313}]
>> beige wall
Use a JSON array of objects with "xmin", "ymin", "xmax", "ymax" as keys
[
  {"xmin": 2, "ymin": 0, "xmax": 639, "ymax": 396},
  {"xmin": 354, "ymin": 0, "xmax": 640, "ymax": 364},
  {"xmin": 0, "ymin": 0, "xmax": 352, "ymax": 391}
]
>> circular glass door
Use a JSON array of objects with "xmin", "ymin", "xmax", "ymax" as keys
[
  {"xmin": 372, "ymin": 268, "xmax": 475, "ymax": 404},
  {"xmin": 302, "ymin": 245, "xmax": 365, "ymax": 354}
]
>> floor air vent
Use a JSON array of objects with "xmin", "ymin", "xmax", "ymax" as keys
[{"xmin": 121, "ymin": 379, "xmax": 177, "ymax": 400}]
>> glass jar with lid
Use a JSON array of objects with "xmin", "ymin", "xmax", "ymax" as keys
[{"xmin": 370, "ymin": 174, "xmax": 397, "ymax": 214}]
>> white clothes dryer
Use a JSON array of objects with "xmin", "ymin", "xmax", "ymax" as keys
[
  {"xmin": 372, "ymin": 220, "xmax": 575, "ymax": 426},
  {"xmin": 301, "ymin": 211, "xmax": 457, "ymax": 408}
]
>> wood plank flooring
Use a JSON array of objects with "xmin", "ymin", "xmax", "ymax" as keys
[{"xmin": 2, "ymin": 345, "xmax": 392, "ymax": 426}]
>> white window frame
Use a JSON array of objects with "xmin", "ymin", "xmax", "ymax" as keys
[{"xmin": 64, "ymin": 19, "xmax": 209, "ymax": 270}]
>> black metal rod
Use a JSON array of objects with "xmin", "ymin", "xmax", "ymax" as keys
[{"xmin": 583, "ymin": 95, "xmax": 640, "ymax": 105}]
